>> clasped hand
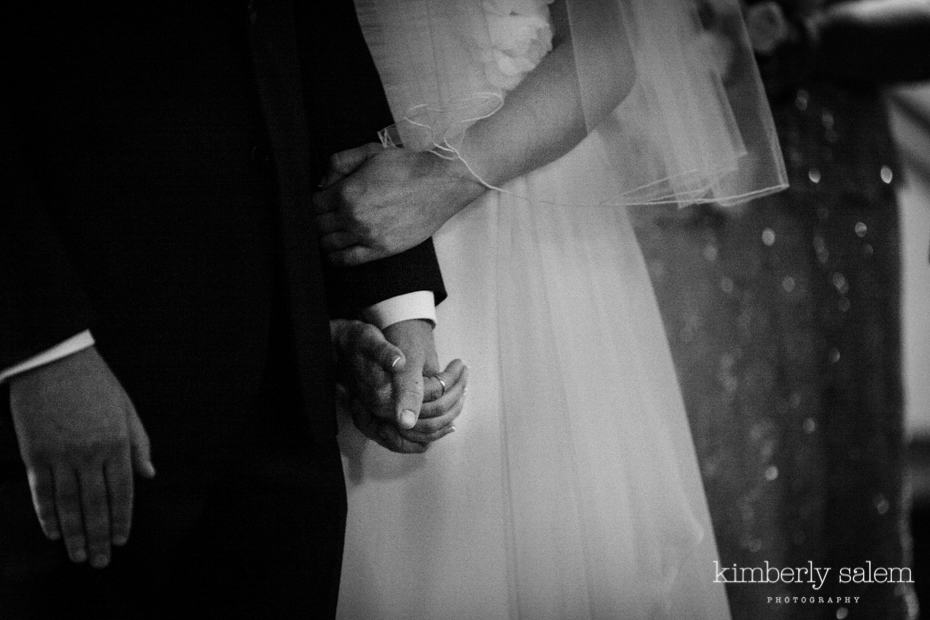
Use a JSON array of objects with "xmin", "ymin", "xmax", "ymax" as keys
[
  {"xmin": 330, "ymin": 318, "xmax": 467, "ymax": 454},
  {"xmin": 312, "ymin": 144, "xmax": 485, "ymax": 267}
]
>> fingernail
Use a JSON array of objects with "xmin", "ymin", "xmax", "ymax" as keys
[
  {"xmin": 113, "ymin": 535, "xmax": 128, "ymax": 546},
  {"xmin": 47, "ymin": 531, "xmax": 61, "ymax": 541},
  {"xmin": 73, "ymin": 549, "xmax": 87, "ymax": 563},
  {"xmin": 91, "ymin": 554, "xmax": 109, "ymax": 569},
  {"xmin": 400, "ymin": 409, "xmax": 417, "ymax": 429},
  {"xmin": 450, "ymin": 426, "xmax": 457, "ymax": 433},
  {"xmin": 145, "ymin": 462, "xmax": 157, "ymax": 478},
  {"xmin": 391, "ymin": 356, "xmax": 402, "ymax": 369}
]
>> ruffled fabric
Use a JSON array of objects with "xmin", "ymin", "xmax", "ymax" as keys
[{"xmin": 480, "ymin": 0, "xmax": 554, "ymax": 90}]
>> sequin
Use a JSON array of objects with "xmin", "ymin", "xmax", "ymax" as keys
[
  {"xmin": 828, "ymin": 347, "xmax": 841, "ymax": 364},
  {"xmin": 795, "ymin": 89, "xmax": 809, "ymax": 111},
  {"xmin": 832, "ymin": 272, "xmax": 849, "ymax": 295},
  {"xmin": 749, "ymin": 423, "xmax": 767, "ymax": 442},
  {"xmin": 803, "ymin": 418, "xmax": 817, "ymax": 434},
  {"xmin": 837, "ymin": 607, "xmax": 850, "ymax": 620},
  {"xmin": 782, "ymin": 276, "xmax": 796, "ymax": 293},
  {"xmin": 760, "ymin": 440, "xmax": 776, "ymax": 460},
  {"xmin": 764, "ymin": 465, "xmax": 779, "ymax": 481},
  {"xmin": 875, "ymin": 494, "xmax": 891, "ymax": 516},
  {"xmin": 813, "ymin": 235, "xmax": 830, "ymax": 264},
  {"xmin": 761, "ymin": 228, "xmax": 776, "ymax": 246},
  {"xmin": 855, "ymin": 221, "xmax": 868, "ymax": 237},
  {"xmin": 881, "ymin": 165, "xmax": 894, "ymax": 184},
  {"xmin": 702, "ymin": 244, "xmax": 718, "ymax": 262},
  {"xmin": 808, "ymin": 168, "xmax": 822, "ymax": 184}
]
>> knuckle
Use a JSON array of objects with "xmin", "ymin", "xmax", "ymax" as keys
[
  {"xmin": 350, "ymin": 217, "xmax": 373, "ymax": 241},
  {"xmin": 85, "ymin": 498, "xmax": 109, "ymax": 516},
  {"xmin": 131, "ymin": 433, "xmax": 151, "ymax": 450},
  {"xmin": 371, "ymin": 235, "xmax": 392, "ymax": 252},
  {"xmin": 111, "ymin": 517, "xmax": 131, "ymax": 531},
  {"xmin": 27, "ymin": 447, "xmax": 55, "ymax": 464},
  {"xmin": 87, "ymin": 526, "xmax": 110, "ymax": 543},
  {"xmin": 338, "ymin": 180, "xmax": 363, "ymax": 204},
  {"xmin": 75, "ymin": 449, "xmax": 105, "ymax": 467},
  {"xmin": 359, "ymin": 322, "xmax": 380, "ymax": 339},
  {"xmin": 348, "ymin": 321, "xmax": 369, "ymax": 341},
  {"xmin": 71, "ymin": 437, "xmax": 126, "ymax": 461},
  {"xmin": 36, "ymin": 512, "xmax": 58, "ymax": 529},
  {"xmin": 34, "ymin": 500, "xmax": 56, "ymax": 517},
  {"xmin": 57, "ymin": 488, "xmax": 80, "ymax": 506},
  {"xmin": 111, "ymin": 477, "xmax": 133, "ymax": 497},
  {"xmin": 397, "ymin": 384, "xmax": 423, "ymax": 399}
]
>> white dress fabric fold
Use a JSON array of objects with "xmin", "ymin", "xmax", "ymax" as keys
[{"xmin": 338, "ymin": 1, "xmax": 785, "ymax": 617}]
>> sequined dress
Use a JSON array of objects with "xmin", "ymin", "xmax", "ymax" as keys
[{"xmin": 632, "ymin": 22, "xmax": 915, "ymax": 620}]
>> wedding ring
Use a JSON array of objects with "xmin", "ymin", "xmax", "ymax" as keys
[{"xmin": 436, "ymin": 375, "xmax": 448, "ymax": 397}]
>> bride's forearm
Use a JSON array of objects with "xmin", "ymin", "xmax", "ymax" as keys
[{"xmin": 451, "ymin": 3, "xmax": 635, "ymax": 190}]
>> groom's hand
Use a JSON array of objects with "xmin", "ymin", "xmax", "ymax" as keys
[
  {"xmin": 331, "ymin": 319, "xmax": 467, "ymax": 453},
  {"xmin": 331, "ymin": 319, "xmax": 402, "ymax": 419},
  {"xmin": 312, "ymin": 144, "xmax": 484, "ymax": 266},
  {"xmin": 8, "ymin": 347, "xmax": 155, "ymax": 569},
  {"xmin": 381, "ymin": 319, "xmax": 453, "ymax": 429}
]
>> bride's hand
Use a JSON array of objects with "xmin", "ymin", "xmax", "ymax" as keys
[
  {"xmin": 330, "ymin": 319, "xmax": 467, "ymax": 453},
  {"xmin": 312, "ymin": 144, "xmax": 484, "ymax": 266},
  {"xmin": 346, "ymin": 358, "xmax": 467, "ymax": 454}
]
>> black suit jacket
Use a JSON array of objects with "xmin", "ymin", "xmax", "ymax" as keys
[{"xmin": 0, "ymin": 2, "xmax": 445, "ymax": 465}]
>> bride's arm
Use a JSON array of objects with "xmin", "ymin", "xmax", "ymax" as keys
[
  {"xmin": 455, "ymin": 2, "xmax": 634, "ymax": 187},
  {"xmin": 312, "ymin": 0, "xmax": 635, "ymax": 266}
]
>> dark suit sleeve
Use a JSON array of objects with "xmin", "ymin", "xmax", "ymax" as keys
[
  {"xmin": 323, "ymin": 240, "xmax": 447, "ymax": 319},
  {"xmin": 1, "ymin": 131, "xmax": 94, "ymax": 369},
  {"xmin": 1, "ymin": 15, "xmax": 94, "ymax": 369},
  {"xmin": 298, "ymin": 2, "xmax": 447, "ymax": 320}
]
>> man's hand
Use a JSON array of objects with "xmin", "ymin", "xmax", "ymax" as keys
[
  {"xmin": 331, "ymin": 319, "xmax": 404, "ymax": 420},
  {"xmin": 331, "ymin": 319, "xmax": 467, "ymax": 453},
  {"xmin": 312, "ymin": 144, "xmax": 484, "ymax": 266},
  {"xmin": 8, "ymin": 347, "xmax": 155, "ymax": 569},
  {"xmin": 383, "ymin": 319, "xmax": 441, "ymax": 430}
]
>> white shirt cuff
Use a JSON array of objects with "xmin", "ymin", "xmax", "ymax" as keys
[
  {"xmin": 361, "ymin": 291, "xmax": 436, "ymax": 329},
  {"xmin": 0, "ymin": 330, "xmax": 96, "ymax": 383}
]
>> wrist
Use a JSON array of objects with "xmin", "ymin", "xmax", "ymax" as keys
[{"xmin": 433, "ymin": 150, "xmax": 489, "ymax": 207}]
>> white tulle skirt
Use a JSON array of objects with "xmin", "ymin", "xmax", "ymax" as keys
[{"xmin": 337, "ymin": 131, "xmax": 731, "ymax": 619}]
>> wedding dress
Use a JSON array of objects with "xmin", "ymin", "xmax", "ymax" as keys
[{"xmin": 337, "ymin": 2, "xmax": 786, "ymax": 618}]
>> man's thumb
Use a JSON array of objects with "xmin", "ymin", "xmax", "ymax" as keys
[
  {"xmin": 393, "ymin": 371, "xmax": 424, "ymax": 431},
  {"xmin": 127, "ymin": 409, "xmax": 156, "ymax": 479},
  {"xmin": 321, "ymin": 144, "xmax": 383, "ymax": 187}
]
